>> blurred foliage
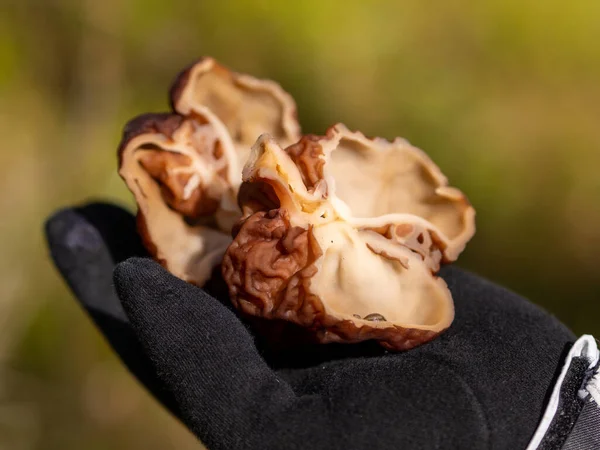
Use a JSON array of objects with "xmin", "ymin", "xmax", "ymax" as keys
[{"xmin": 1, "ymin": 0, "xmax": 600, "ymax": 448}]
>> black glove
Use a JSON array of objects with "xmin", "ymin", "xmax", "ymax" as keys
[{"xmin": 45, "ymin": 202, "xmax": 579, "ymax": 450}]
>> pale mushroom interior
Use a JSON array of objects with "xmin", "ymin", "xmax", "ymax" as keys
[
  {"xmin": 182, "ymin": 71, "xmax": 287, "ymax": 145},
  {"xmin": 327, "ymin": 135, "xmax": 469, "ymax": 243},
  {"xmin": 310, "ymin": 223, "xmax": 453, "ymax": 329},
  {"xmin": 174, "ymin": 60, "xmax": 300, "ymax": 170}
]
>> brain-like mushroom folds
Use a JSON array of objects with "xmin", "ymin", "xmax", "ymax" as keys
[
  {"xmin": 118, "ymin": 58, "xmax": 300, "ymax": 286},
  {"xmin": 222, "ymin": 124, "xmax": 476, "ymax": 350}
]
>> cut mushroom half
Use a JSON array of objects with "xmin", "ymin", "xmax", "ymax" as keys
[
  {"xmin": 222, "ymin": 124, "xmax": 476, "ymax": 350},
  {"xmin": 118, "ymin": 57, "xmax": 301, "ymax": 286}
]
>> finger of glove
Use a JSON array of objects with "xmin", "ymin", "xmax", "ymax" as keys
[
  {"xmin": 44, "ymin": 202, "xmax": 182, "ymax": 418},
  {"xmin": 114, "ymin": 258, "xmax": 307, "ymax": 449},
  {"xmin": 45, "ymin": 202, "xmax": 146, "ymax": 321}
]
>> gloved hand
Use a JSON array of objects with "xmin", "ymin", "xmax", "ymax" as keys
[{"xmin": 45, "ymin": 202, "xmax": 577, "ymax": 450}]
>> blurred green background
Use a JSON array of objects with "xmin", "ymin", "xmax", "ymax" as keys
[{"xmin": 1, "ymin": 0, "xmax": 599, "ymax": 448}]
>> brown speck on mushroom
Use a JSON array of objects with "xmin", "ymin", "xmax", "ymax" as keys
[{"xmin": 364, "ymin": 313, "xmax": 387, "ymax": 322}]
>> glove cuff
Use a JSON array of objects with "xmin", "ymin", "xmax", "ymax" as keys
[{"xmin": 527, "ymin": 334, "xmax": 600, "ymax": 449}]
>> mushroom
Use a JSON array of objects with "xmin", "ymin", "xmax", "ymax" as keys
[
  {"xmin": 222, "ymin": 124, "xmax": 476, "ymax": 350},
  {"xmin": 118, "ymin": 58, "xmax": 300, "ymax": 286}
]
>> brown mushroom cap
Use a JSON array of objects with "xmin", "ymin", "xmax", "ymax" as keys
[
  {"xmin": 118, "ymin": 58, "xmax": 300, "ymax": 286},
  {"xmin": 223, "ymin": 124, "xmax": 476, "ymax": 350}
]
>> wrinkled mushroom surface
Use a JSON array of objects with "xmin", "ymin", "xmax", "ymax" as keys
[
  {"xmin": 118, "ymin": 58, "xmax": 300, "ymax": 286},
  {"xmin": 223, "ymin": 124, "xmax": 476, "ymax": 350}
]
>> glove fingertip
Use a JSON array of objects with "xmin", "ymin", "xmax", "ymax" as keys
[
  {"xmin": 45, "ymin": 208, "xmax": 109, "ymax": 270},
  {"xmin": 113, "ymin": 257, "xmax": 186, "ymax": 317},
  {"xmin": 114, "ymin": 257, "xmax": 166, "ymax": 288},
  {"xmin": 113, "ymin": 257, "xmax": 246, "ymax": 339}
]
